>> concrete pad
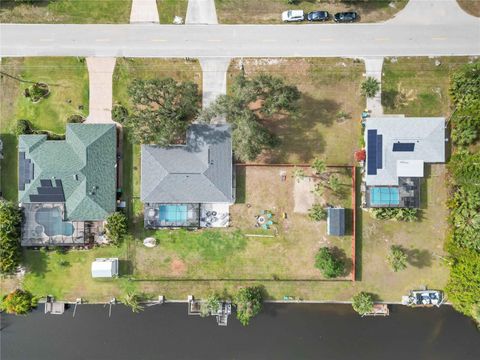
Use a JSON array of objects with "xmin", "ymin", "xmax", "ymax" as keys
[
  {"xmin": 186, "ymin": 0, "xmax": 217, "ymax": 24},
  {"xmin": 363, "ymin": 57, "xmax": 384, "ymax": 117},
  {"xmin": 199, "ymin": 57, "xmax": 231, "ymax": 115},
  {"xmin": 293, "ymin": 177, "xmax": 315, "ymax": 214},
  {"xmin": 130, "ymin": 0, "xmax": 160, "ymax": 23},
  {"xmin": 85, "ymin": 57, "xmax": 116, "ymax": 124},
  {"xmin": 388, "ymin": 0, "xmax": 477, "ymax": 24}
]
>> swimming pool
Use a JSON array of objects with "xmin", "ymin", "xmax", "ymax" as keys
[
  {"xmin": 35, "ymin": 207, "xmax": 75, "ymax": 236},
  {"xmin": 159, "ymin": 205, "xmax": 188, "ymax": 223},
  {"xmin": 370, "ymin": 187, "xmax": 400, "ymax": 206}
]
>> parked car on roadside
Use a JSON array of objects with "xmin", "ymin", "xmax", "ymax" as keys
[
  {"xmin": 282, "ymin": 10, "xmax": 305, "ymax": 22},
  {"xmin": 307, "ymin": 11, "xmax": 329, "ymax": 22},
  {"xmin": 334, "ymin": 12, "xmax": 358, "ymax": 23}
]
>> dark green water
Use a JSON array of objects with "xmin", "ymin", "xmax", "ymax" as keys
[{"xmin": 1, "ymin": 303, "xmax": 479, "ymax": 359}]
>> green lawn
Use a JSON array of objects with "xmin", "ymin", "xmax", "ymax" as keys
[
  {"xmin": 22, "ymin": 244, "xmax": 135, "ymax": 302},
  {"xmin": 0, "ymin": 57, "xmax": 89, "ymax": 201},
  {"xmin": 382, "ymin": 57, "xmax": 473, "ymax": 117},
  {"xmin": 228, "ymin": 58, "xmax": 365, "ymax": 165},
  {"xmin": 215, "ymin": 0, "xmax": 407, "ymax": 24},
  {"xmin": 157, "ymin": 0, "xmax": 188, "ymax": 23},
  {"xmin": 0, "ymin": 0, "xmax": 132, "ymax": 23}
]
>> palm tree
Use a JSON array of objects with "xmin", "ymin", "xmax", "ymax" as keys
[{"xmin": 361, "ymin": 77, "xmax": 380, "ymax": 98}]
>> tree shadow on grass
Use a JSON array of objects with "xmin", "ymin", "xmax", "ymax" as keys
[
  {"xmin": 331, "ymin": 246, "xmax": 353, "ymax": 278},
  {"xmin": 23, "ymin": 249, "xmax": 48, "ymax": 278},
  {"xmin": 119, "ymin": 260, "xmax": 134, "ymax": 276},
  {"xmin": 235, "ymin": 166, "xmax": 246, "ymax": 203},
  {"xmin": 260, "ymin": 94, "xmax": 341, "ymax": 163},
  {"xmin": 406, "ymin": 248, "xmax": 432, "ymax": 269}
]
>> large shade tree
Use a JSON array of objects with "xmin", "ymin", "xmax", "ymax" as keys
[
  {"xmin": 200, "ymin": 73, "xmax": 300, "ymax": 162},
  {"xmin": 121, "ymin": 78, "xmax": 200, "ymax": 145}
]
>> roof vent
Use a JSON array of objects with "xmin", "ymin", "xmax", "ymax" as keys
[{"xmin": 73, "ymin": 174, "xmax": 78, "ymax": 181}]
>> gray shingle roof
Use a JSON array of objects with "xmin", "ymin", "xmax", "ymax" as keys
[
  {"xmin": 365, "ymin": 117, "xmax": 445, "ymax": 186},
  {"xmin": 327, "ymin": 208, "xmax": 345, "ymax": 236},
  {"xmin": 18, "ymin": 124, "xmax": 117, "ymax": 221},
  {"xmin": 141, "ymin": 124, "xmax": 233, "ymax": 204}
]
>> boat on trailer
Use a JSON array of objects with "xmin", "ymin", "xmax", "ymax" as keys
[{"xmin": 402, "ymin": 290, "xmax": 444, "ymax": 307}]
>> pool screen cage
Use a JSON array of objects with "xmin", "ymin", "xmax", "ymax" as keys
[
  {"xmin": 144, "ymin": 203, "xmax": 200, "ymax": 228},
  {"xmin": 20, "ymin": 203, "xmax": 86, "ymax": 246}
]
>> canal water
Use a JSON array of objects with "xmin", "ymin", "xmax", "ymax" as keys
[{"xmin": 1, "ymin": 304, "xmax": 479, "ymax": 360}]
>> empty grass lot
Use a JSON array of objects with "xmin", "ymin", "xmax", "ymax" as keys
[
  {"xmin": 228, "ymin": 58, "xmax": 365, "ymax": 165},
  {"xmin": 157, "ymin": 0, "xmax": 188, "ymax": 23},
  {"xmin": 132, "ymin": 166, "xmax": 354, "ymax": 281},
  {"xmin": 0, "ymin": 57, "xmax": 89, "ymax": 201},
  {"xmin": 215, "ymin": 0, "xmax": 408, "ymax": 24},
  {"xmin": 0, "ymin": 0, "xmax": 132, "ymax": 23},
  {"xmin": 457, "ymin": 0, "xmax": 480, "ymax": 17},
  {"xmin": 381, "ymin": 57, "xmax": 475, "ymax": 117}
]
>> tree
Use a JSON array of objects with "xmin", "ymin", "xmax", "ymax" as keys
[
  {"xmin": 24, "ymin": 83, "xmax": 49, "ymax": 102},
  {"xmin": 122, "ymin": 78, "xmax": 200, "ymax": 145},
  {"xmin": 15, "ymin": 119, "xmax": 35, "ymax": 136},
  {"xmin": 387, "ymin": 245, "xmax": 408, "ymax": 272},
  {"xmin": 200, "ymin": 293, "xmax": 221, "ymax": 317},
  {"xmin": 352, "ymin": 292, "xmax": 374, "ymax": 316},
  {"xmin": 328, "ymin": 175, "xmax": 342, "ymax": 194},
  {"xmin": 311, "ymin": 157, "xmax": 326, "ymax": 175},
  {"xmin": 308, "ymin": 204, "xmax": 327, "ymax": 221},
  {"xmin": 0, "ymin": 289, "xmax": 37, "ymax": 315},
  {"xmin": 315, "ymin": 247, "xmax": 345, "ymax": 278},
  {"xmin": 450, "ymin": 61, "xmax": 480, "ymax": 109},
  {"xmin": 112, "ymin": 104, "xmax": 129, "ymax": 124},
  {"xmin": 235, "ymin": 286, "xmax": 264, "ymax": 326},
  {"xmin": 370, "ymin": 207, "xmax": 418, "ymax": 222},
  {"xmin": 292, "ymin": 167, "xmax": 306, "ymax": 182},
  {"xmin": 105, "ymin": 212, "xmax": 128, "ymax": 246},
  {"xmin": 361, "ymin": 77, "xmax": 380, "ymax": 98},
  {"xmin": 0, "ymin": 201, "xmax": 22, "ymax": 274},
  {"xmin": 122, "ymin": 292, "xmax": 144, "ymax": 313},
  {"xmin": 200, "ymin": 73, "xmax": 300, "ymax": 161},
  {"xmin": 445, "ymin": 248, "xmax": 480, "ymax": 319}
]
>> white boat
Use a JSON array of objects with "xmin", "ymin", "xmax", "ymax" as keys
[{"xmin": 402, "ymin": 290, "xmax": 444, "ymax": 307}]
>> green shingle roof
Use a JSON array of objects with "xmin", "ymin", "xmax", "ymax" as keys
[{"xmin": 18, "ymin": 124, "xmax": 117, "ymax": 221}]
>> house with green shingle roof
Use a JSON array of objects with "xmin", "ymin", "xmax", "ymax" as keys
[{"xmin": 18, "ymin": 124, "xmax": 117, "ymax": 246}]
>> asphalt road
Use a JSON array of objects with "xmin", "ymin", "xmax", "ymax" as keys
[{"xmin": 1, "ymin": 22, "xmax": 479, "ymax": 58}]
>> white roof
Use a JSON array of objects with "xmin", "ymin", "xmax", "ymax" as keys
[
  {"xmin": 397, "ymin": 160, "xmax": 424, "ymax": 177},
  {"xmin": 91, "ymin": 258, "xmax": 118, "ymax": 278},
  {"xmin": 365, "ymin": 117, "xmax": 445, "ymax": 186}
]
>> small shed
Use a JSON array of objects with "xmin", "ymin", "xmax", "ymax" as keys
[
  {"xmin": 91, "ymin": 258, "xmax": 119, "ymax": 278},
  {"xmin": 327, "ymin": 208, "xmax": 345, "ymax": 236}
]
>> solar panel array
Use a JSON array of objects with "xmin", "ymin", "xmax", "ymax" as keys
[
  {"xmin": 29, "ymin": 179, "xmax": 65, "ymax": 203},
  {"xmin": 18, "ymin": 152, "xmax": 34, "ymax": 191},
  {"xmin": 392, "ymin": 142, "xmax": 415, "ymax": 152},
  {"xmin": 367, "ymin": 130, "xmax": 377, "ymax": 175}
]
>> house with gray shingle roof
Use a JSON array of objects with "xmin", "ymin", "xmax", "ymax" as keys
[
  {"xmin": 141, "ymin": 124, "xmax": 234, "ymax": 228},
  {"xmin": 363, "ymin": 116, "xmax": 445, "ymax": 208},
  {"xmin": 18, "ymin": 123, "xmax": 117, "ymax": 246}
]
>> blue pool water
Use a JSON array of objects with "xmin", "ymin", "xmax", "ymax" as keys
[
  {"xmin": 35, "ymin": 207, "xmax": 75, "ymax": 236},
  {"xmin": 370, "ymin": 187, "xmax": 400, "ymax": 206},
  {"xmin": 159, "ymin": 205, "xmax": 188, "ymax": 223}
]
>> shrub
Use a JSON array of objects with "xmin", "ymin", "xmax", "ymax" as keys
[
  {"xmin": 67, "ymin": 114, "xmax": 85, "ymax": 123},
  {"xmin": 122, "ymin": 292, "xmax": 144, "ymax": 313},
  {"xmin": 112, "ymin": 104, "xmax": 129, "ymax": 124},
  {"xmin": 105, "ymin": 212, "xmax": 128, "ymax": 246},
  {"xmin": 311, "ymin": 157, "xmax": 326, "ymax": 175},
  {"xmin": 292, "ymin": 167, "xmax": 306, "ymax": 182},
  {"xmin": 200, "ymin": 293, "xmax": 221, "ymax": 317},
  {"xmin": 387, "ymin": 245, "xmax": 407, "ymax": 272},
  {"xmin": 449, "ymin": 61, "xmax": 480, "ymax": 109},
  {"xmin": 235, "ymin": 286, "xmax": 264, "ymax": 326},
  {"xmin": 308, "ymin": 204, "xmax": 327, "ymax": 221},
  {"xmin": 352, "ymin": 292, "xmax": 374, "ymax": 316},
  {"xmin": 0, "ymin": 289, "xmax": 37, "ymax": 315},
  {"xmin": 0, "ymin": 200, "xmax": 22, "ymax": 274},
  {"xmin": 24, "ymin": 82, "xmax": 49, "ymax": 102},
  {"xmin": 314, "ymin": 247, "xmax": 345, "ymax": 278},
  {"xmin": 15, "ymin": 119, "xmax": 34, "ymax": 135},
  {"xmin": 370, "ymin": 207, "xmax": 418, "ymax": 222},
  {"xmin": 361, "ymin": 77, "xmax": 380, "ymax": 98}
]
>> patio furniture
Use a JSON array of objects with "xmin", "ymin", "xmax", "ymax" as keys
[
  {"xmin": 262, "ymin": 224, "xmax": 269, "ymax": 230},
  {"xmin": 266, "ymin": 220, "xmax": 273, "ymax": 226},
  {"xmin": 212, "ymin": 211, "xmax": 217, "ymax": 216},
  {"xmin": 257, "ymin": 216, "xmax": 266, "ymax": 225},
  {"xmin": 267, "ymin": 213, "xmax": 273, "ymax": 219},
  {"xmin": 260, "ymin": 210, "xmax": 265, "ymax": 215}
]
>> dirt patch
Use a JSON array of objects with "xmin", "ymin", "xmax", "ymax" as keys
[
  {"xmin": 170, "ymin": 258, "xmax": 187, "ymax": 276},
  {"xmin": 293, "ymin": 176, "xmax": 316, "ymax": 214}
]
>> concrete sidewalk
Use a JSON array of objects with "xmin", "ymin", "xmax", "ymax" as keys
[
  {"xmin": 85, "ymin": 57, "xmax": 116, "ymax": 124},
  {"xmin": 130, "ymin": 0, "xmax": 160, "ymax": 23},
  {"xmin": 363, "ymin": 57, "xmax": 384, "ymax": 116},
  {"xmin": 186, "ymin": 0, "xmax": 217, "ymax": 24}
]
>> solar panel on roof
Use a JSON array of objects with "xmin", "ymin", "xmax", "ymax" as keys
[
  {"xmin": 393, "ymin": 142, "xmax": 415, "ymax": 152},
  {"xmin": 376, "ymin": 134, "xmax": 383, "ymax": 170},
  {"xmin": 367, "ymin": 130, "xmax": 377, "ymax": 175}
]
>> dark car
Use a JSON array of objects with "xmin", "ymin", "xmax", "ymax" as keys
[
  {"xmin": 334, "ymin": 12, "xmax": 358, "ymax": 23},
  {"xmin": 307, "ymin": 11, "xmax": 329, "ymax": 22}
]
